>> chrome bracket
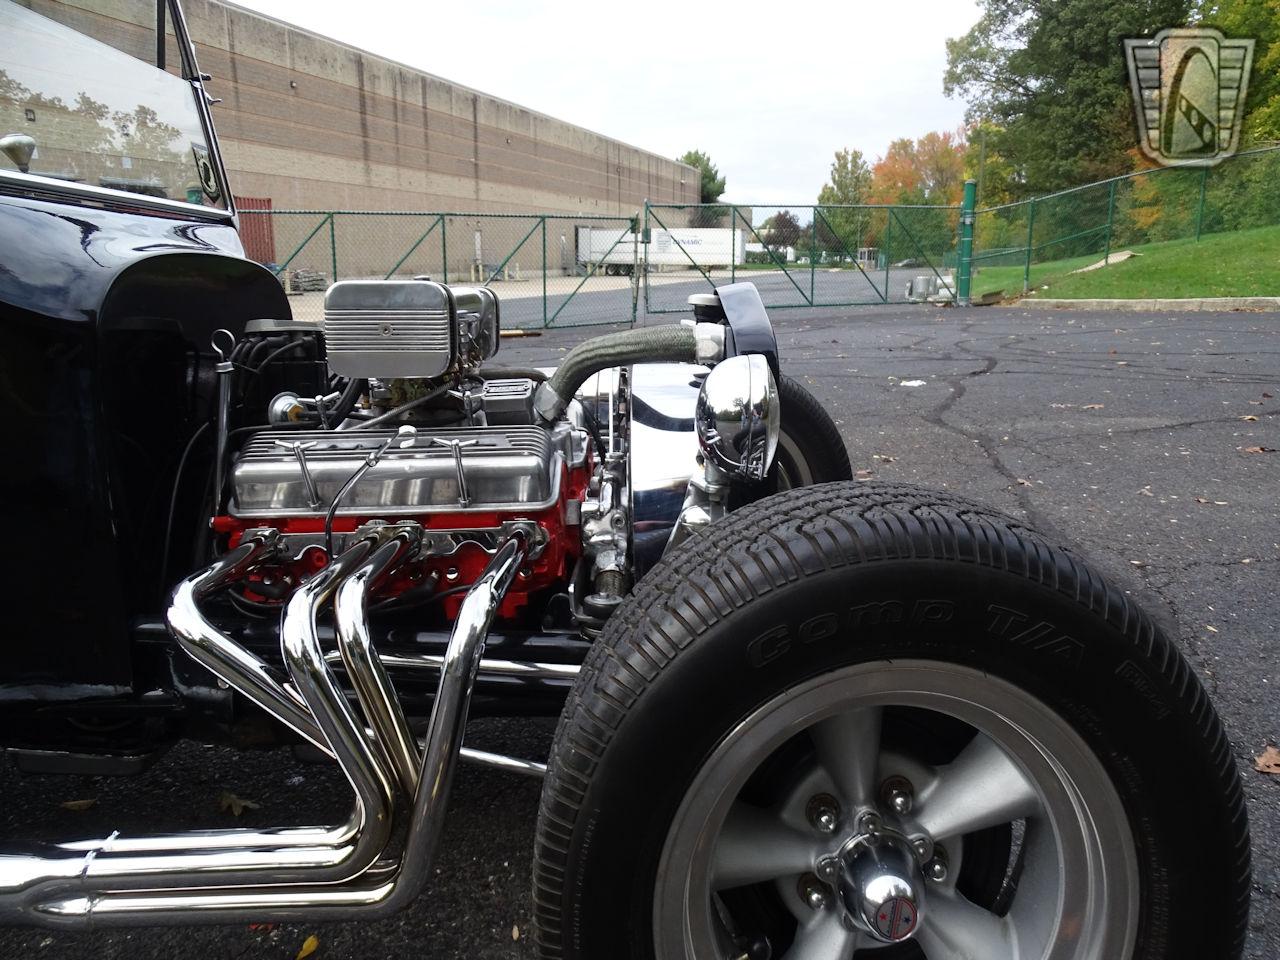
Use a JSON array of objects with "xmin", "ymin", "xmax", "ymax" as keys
[
  {"xmin": 274, "ymin": 439, "xmax": 322, "ymax": 508},
  {"xmin": 430, "ymin": 436, "xmax": 478, "ymax": 507}
]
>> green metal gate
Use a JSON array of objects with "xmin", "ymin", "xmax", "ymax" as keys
[
  {"xmin": 642, "ymin": 202, "xmax": 961, "ymax": 313},
  {"xmin": 236, "ymin": 210, "xmax": 639, "ymax": 328}
]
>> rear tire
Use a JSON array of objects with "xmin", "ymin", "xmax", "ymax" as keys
[{"xmin": 533, "ymin": 482, "xmax": 1250, "ymax": 960}]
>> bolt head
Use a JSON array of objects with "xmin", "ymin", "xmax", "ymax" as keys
[
  {"xmin": 806, "ymin": 794, "xmax": 840, "ymax": 835},
  {"xmin": 888, "ymin": 790, "xmax": 913, "ymax": 815},
  {"xmin": 912, "ymin": 837, "xmax": 932, "ymax": 860},
  {"xmin": 815, "ymin": 856, "xmax": 839, "ymax": 883},
  {"xmin": 803, "ymin": 886, "xmax": 829, "ymax": 911},
  {"xmin": 925, "ymin": 858, "xmax": 948, "ymax": 882}
]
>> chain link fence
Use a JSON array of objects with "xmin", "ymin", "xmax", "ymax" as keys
[
  {"xmin": 238, "ymin": 146, "xmax": 1280, "ymax": 325},
  {"xmin": 641, "ymin": 203, "xmax": 963, "ymax": 313},
  {"xmin": 237, "ymin": 210, "xmax": 640, "ymax": 328},
  {"xmin": 970, "ymin": 145, "xmax": 1280, "ymax": 298}
]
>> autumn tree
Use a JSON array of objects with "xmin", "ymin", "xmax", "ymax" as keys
[{"xmin": 869, "ymin": 131, "xmax": 966, "ymax": 205}]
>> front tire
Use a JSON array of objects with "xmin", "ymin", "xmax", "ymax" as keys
[{"xmin": 533, "ymin": 482, "xmax": 1249, "ymax": 960}]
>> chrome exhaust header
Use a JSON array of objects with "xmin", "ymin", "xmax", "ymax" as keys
[{"xmin": 0, "ymin": 526, "xmax": 529, "ymax": 927}]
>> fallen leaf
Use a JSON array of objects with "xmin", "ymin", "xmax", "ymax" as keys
[
  {"xmin": 296, "ymin": 934, "xmax": 320, "ymax": 960},
  {"xmin": 1242, "ymin": 446, "xmax": 1277, "ymax": 454},
  {"xmin": 218, "ymin": 790, "xmax": 262, "ymax": 817},
  {"xmin": 1129, "ymin": 560, "xmax": 1148, "ymax": 568},
  {"xmin": 60, "ymin": 799, "xmax": 97, "ymax": 812},
  {"xmin": 1240, "ymin": 415, "xmax": 1259, "ymax": 422},
  {"xmin": 1214, "ymin": 500, "xmax": 1229, "ymax": 506},
  {"xmin": 1255, "ymin": 746, "xmax": 1280, "ymax": 775},
  {"xmin": 512, "ymin": 925, "xmax": 521, "ymax": 941},
  {"xmin": 1248, "ymin": 400, "xmax": 1264, "ymax": 405},
  {"xmin": 1082, "ymin": 403, "xmax": 1105, "ymax": 410},
  {"xmin": 872, "ymin": 454, "xmax": 898, "ymax": 463},
  {"xmin": 1264, "ymin": 392, "xmax": 1274, "ymax": 399},
  {"xmin": 1194, "ymin": 497, "xmax": 1209, "ymax": 504},
  {"xmin": 1137, "ymin": 485, "xmax": 1153, "ymax": 496},
  {"xmin": 1205, "ymin": 625, "xmax": 1218, "ymax": 633},
  {"xmin": 1015, "ymin": 478, "xmax": 1032, "ymax": 486}
]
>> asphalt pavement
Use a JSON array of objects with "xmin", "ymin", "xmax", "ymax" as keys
[{"xmin": 0, "ymin": 303, "xmax": 1275, "ymax": 959}]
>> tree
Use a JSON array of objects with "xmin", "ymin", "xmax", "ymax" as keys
[
  {"xmin": 945, "ymin": 0, "xmax": 1192, "ymax": 195},
  {"xmin": 815, "ymin": 148, "xmax": 873, "ymax": 260},
  {"xmin": 762, "ymin": 209, "xmax": 804, "ymax": 248},
  {"xmin": 868, "ymin": 130, "xmax": 966, "ymax": 205},
  {"xmin": 677, "ymin": 149, "xmax": 727, "ymax": 226},
  {"xmin": 1199, "ymin": 0, "xmax": 1280, "ymax": 142}
]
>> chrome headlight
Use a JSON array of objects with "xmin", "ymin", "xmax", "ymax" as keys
[{"xmin": 694, "ymin": 354, "xmax": 780, "ymax": 482}]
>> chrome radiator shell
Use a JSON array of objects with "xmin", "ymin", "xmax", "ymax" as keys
[{"xmin": 229, "ymin": 426, "xmax": 557, "ymax": 518}]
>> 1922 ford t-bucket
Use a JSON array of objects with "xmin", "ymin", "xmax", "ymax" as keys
[{"xmin": 0, "ymin": 3, "xmax": 1251, "ymax": 957}]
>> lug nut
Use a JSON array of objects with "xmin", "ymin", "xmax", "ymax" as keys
[
  {"xmin": 806, "ymin": 794, "xmax": 840, "ymax": 835},
  {"xmin": 797, "ymin": 874, "xmax": 829, "ymax": 911},
  {"xmin": 882, "ymin": 776, "xmax": 914, "ymax": 816},
  {"xmin": 815, "ymin": 855, "xmax": 839, "ymax": 883},
  {"xmin": 925, "ymin": 846, "xmax": 949, "ymax": 882},
  {"xmin": 912, "ymin": 837, "xmax": 933, "ymax": 861}
]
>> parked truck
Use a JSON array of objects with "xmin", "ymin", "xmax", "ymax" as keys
[{"xmin": 575, "ymin": 225, "xmax": 746, "ymax": 275}]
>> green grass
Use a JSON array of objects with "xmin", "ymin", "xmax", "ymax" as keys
[{"xmin": 971, "ymin": 223, "xmax": 1280, "ymax": 300}]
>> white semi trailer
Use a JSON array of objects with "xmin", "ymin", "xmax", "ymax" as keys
[{"xmin": 575, "ymin": 226, "xmax": 746, "ymax": 275}]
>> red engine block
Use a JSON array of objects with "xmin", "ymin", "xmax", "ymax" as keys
[{"xmin": 210, "ymin": 457, "xmax": 592, "ymax": 621}]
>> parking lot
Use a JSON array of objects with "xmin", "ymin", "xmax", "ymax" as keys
[{"xmin": 0, "ymin": 303, "xmax": 1275, "ymax": 959}]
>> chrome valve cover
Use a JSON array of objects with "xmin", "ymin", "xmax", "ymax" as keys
[{"xmin": 229, "ymin": 426, "xmax": 557, "ymax": 518}]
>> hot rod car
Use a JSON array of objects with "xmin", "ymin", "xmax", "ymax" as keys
[{"xmin": 0, "ymin": 3, "xmax": 1250, "ymax": 958}]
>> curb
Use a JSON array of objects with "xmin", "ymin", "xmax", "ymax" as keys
[{"xmin": 1006, "ymin": 296, "xmax": 1280, "ymax": 312}]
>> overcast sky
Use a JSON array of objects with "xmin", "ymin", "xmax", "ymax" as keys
[{"xmin": 231, "ymin": 0, "xmax": 983, "ymax": 204}]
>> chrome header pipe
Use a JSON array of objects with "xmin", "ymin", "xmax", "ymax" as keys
[
  {"xmin": 280, "ymin": 532, "xmax": 397, "ymax": 848},
  {"xmin": 334, "ymin": 525, "xmax": 425, "ymax": 798},
  {"xmin": 167, "ymin": 528, "xmax": 329, "ymax": 754},
  {"xmin": 0, "ymin": 533, "xmax": 410, "ymax": 924},
  {"xmin": 22, "ymin": 531, "xmax": 529, "ymax": 927}
]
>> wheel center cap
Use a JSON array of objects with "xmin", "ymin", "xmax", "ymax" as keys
[{"xmin": 835, "ymin": 831, "xmax": 922, "ymax": 943}]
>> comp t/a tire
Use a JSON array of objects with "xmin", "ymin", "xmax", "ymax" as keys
[{"xmin": 533, "ymin": 482, "xmax": 1249, "ymax": 960}]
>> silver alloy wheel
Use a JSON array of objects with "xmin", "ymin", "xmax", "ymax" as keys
[{"xmin": 653, "ymin": 661, "xmax": 1140, "ymax": 960}]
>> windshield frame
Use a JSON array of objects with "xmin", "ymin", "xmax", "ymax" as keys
[{"xmin": 0, "ymin": 0, "xmax": 236, "ymax": 223}]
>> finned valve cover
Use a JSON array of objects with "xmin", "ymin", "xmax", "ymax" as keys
[{"xmin": 323, "ymin": 280, "xmax": 457, "ymax": 379}]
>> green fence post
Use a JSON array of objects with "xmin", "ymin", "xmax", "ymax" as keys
[
  {"xmin": 810, "ymin": 211, "xmax": 816, "ymax": 305},
  {"xmin": 1023, "ymin": 199, "xmax": 1037, "ymax": 294},
  {"xmin": 883, "ymin": 211, "xmax": 891, "ymax": 298},
  {"xmin": 642, "ymin": 202, "xmax": 650, "ymax": 315},
  {"xmin": 541, "ymin": 217, "xmax": 548, "ymax": 328},
  {"xmin": 328, "ymin": 213, "xmax": 338, "ymax": 283},
  {"xmin": 1195, "ymin": 166, "xmax": 1209, "ymax": 241},
  {"xmin": 956, "ymin": 179, "xmax": 977, "ymax": 306},
  {"xmin": 1104, "ymin": 180, "xmax": 1117, "ymax": 266}
]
